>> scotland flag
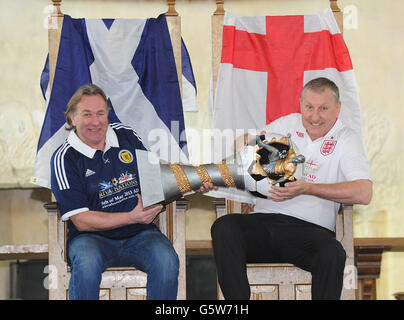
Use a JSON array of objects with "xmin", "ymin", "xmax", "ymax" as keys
[{"xmin": 32, "ymin": 14, "xmax": 197, "ymax": 188}]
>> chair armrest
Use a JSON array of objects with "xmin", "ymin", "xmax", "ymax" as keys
[
  {"xmin": 339, "ymin": 204, "xmax": 353, "ymax": 213},
  {"xmin": 336, "ymin": 203, "xmax": 353, "ymax": 242},
  {"xmin": 44, "ymin": 201, "xmax": 66, "ymax": 265},
  {"xmin": 44, "ymin": 201, "xmax": 59, "ymax": 216}
]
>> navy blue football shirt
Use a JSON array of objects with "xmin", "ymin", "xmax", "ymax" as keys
[{"xmin": 51, "ymin": 122, "xmax": 155, "ymax": 243}]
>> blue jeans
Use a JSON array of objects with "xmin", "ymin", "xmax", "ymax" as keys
[{"xmin": 67, "ymin": 227, "xmax": 179, "ymax": 300}]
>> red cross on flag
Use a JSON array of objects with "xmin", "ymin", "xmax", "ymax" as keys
[{"xmin": 212, "ymin": 8, "xmax": 363, "ymax": 158}]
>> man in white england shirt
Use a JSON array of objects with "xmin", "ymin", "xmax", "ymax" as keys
[{"xmin": 210, "ymin": 77, "xmax": 372, "ymax": 300}]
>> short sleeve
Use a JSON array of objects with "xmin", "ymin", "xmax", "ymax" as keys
[
  {"xmin": 50, "ymin": 148, "xmax": 89, "ymax": 221},
  {"xmin": 339, "ymin": 132, "xmax": 372, "ymax": 182}
]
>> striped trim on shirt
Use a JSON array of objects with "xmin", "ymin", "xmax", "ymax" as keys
[
  {"xmin": 53, "ymin": 141, "xmax": 71, "ymax": 190},
  {"xmin": 110, "ymin": 122, "xmax": 144, "ymax": 144}
]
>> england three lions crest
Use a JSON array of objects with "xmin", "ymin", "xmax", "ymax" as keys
[{"xmin": 320, "ymin": 139, "xmax": 337, "ymax": 156}]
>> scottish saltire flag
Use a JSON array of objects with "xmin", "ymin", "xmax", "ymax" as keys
[
  {"xmin": 181, "ymin": 38, "xmax": 198, "ymax": 112},
  {"xmin": 211, "ymin": 8, "xmax": 362, "ymax": 158},
  {"xmin": 32, "ymin": 14, "xmax": 196, "ymax": 188}
]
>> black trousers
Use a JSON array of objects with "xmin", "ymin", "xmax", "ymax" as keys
[{"xmin": 211, "ymin": 213, "xmax": 346, "ymax": 300}]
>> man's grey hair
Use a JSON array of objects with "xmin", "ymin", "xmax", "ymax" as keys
[
  {"xmin": 64, "ymin": 83, "xmax": 111, "ymax": 131},
  {"xmin": 301, "ymin": 77, "xmax": 340, "ymax": 104}
]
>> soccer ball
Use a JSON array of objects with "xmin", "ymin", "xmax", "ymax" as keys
[{"xmin": 235, "ymin": 133, "xmax": 305, "ymax": 198}]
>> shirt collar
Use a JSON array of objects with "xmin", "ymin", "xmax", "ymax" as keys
[
  {"xmin": 302, "ymin": 116, "xmax": 342, "ymax": 142},
  {"xmin": 67, "ymin": 125, "xmax": 119, "ymax": 159},
  {"xmin": 105, "ymin": 125, "xmax": 119, "ymax": 151},
  {"xmin": 324, "ymin": 118, "xmax": 342, "ymax": 138}
]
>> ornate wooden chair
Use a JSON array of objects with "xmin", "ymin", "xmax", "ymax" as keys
[
  {"xmin": 213, "ymin": 200, "xmax": 355, "ymax": 300},
  {"xmin": 211, "ymin": 0, "xmax": 356, "ymax": 300},
  {"xmin": 44, "ymin": 0, "xmax": 187, "ymax": 300},
  {"xmin": 45, "ymin": 200, "xmax": 188, "ymax": 300}
]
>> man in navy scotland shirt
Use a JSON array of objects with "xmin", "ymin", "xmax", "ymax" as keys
[{"xmin": 51, "ymin": 84, "xmax": 178, "ymax": 300}]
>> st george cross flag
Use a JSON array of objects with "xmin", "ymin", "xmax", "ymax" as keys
[
  {"xmin": 32, "ymin": 14, "xmax": 195, "ymax": 189},
  {"xmin": 212, "ymin": 8, "xmax": 363, "ymax": 159}
]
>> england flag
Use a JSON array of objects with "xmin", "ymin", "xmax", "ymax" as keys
[
  {"xmin": 212, "ymin": 8, "xmax": 363, "ymax": 159},
  {"xmin": 207, "ymin": 8, "xmax": 363, "ymax": 203},
  {"xmin": 32, "ymin": 14, "xmax": 197, "ymax": 188}
]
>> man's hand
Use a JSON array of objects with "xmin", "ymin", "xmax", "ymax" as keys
[
  {"xmin": 268, "ymin": 180, "xmax": 309, "ymax": 202},
  {"xmin": 196, "ymin": 182, "xmax": 218, "ymax": 194},
  {"xmin": 130, "ymin": 195, "xmax": 164, "ymax": 224},
  {"xmin": 268, "ymin": 179, "xmax": 372, "ymax": 205}
]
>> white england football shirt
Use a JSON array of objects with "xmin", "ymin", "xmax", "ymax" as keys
[{"xmin": 254, "ymin": 113, "xmax": 371, "ymax": 231}]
